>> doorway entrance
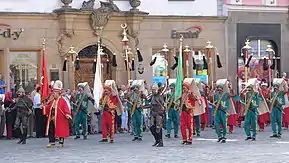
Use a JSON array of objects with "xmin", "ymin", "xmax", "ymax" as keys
[{"xmin": 75, "ymin": 44, "xmax": 112, "ymax": 88}]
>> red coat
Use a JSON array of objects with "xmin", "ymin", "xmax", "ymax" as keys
[{"xmin": 44, "ymin": 97, "xmax": 72, "ymax": 138}]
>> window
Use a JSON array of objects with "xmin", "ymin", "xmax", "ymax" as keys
[
  {"xmin": 8, "ymin": 51, "xmax": 39, "ymax": 92},
  {"xmin": 237, "ymin": 39, "xmax": 279, "ymax": 89}
]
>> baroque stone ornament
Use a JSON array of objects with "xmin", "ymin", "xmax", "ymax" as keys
[
  {"xmin": 129, "ymin": 0, "xmax": 141, "ymax": 11},
  {"xmin": 81, "ymin": 0, "xmax": 95, "ymax": 10},
  {"xmin": 91, "ymin": 7, "xmax": 111, "ymax": 36},
  {"xmin": 56, "ymin": 30, "xmax": 74, "ymax": 57},
  {"xmin": 61, "ymin": 0, "xmax": 73, "ymax": 7}
]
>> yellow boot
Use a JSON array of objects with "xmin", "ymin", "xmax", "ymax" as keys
[
  {"xmin": 57, "ymin": 144, "xmax": 63, "ymax": 148},
  {"xmin": 46, "ymin": 143, "xmax": 55, "ymax": 148}
]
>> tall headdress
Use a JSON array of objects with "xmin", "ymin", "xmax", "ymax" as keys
[
  {"xmin": 104, "ymin": 80, "xmax": 124, "ymax": 115},
  {"xmin": 215, "ymin": 79, "xmax": 236, "ymax": 115},
  {"xmin": 52, "ymin": 80, "xmax": 63, "ymax": 93}
]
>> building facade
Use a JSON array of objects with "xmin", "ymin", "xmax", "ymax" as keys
[
  {"xmin": 224, "ymin": 0, "xmax": 289, "ymax": 89},
  {"xmin": 0, "ymin": 0, "xmax": 227, "ymax": 91}
]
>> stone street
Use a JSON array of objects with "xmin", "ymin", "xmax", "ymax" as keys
[{"xmin": 1, "ymin": 127, "xmax": 289, "ymax": 163}]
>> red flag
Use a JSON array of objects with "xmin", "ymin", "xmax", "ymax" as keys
[{"xmin": 41, "ymin": 49, "xmax": 49, "ymax": 100}]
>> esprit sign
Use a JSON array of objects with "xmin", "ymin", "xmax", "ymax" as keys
[
  {"xmin": 0, "ymin": 24, "xmax": 24, "ymax": 40},
  {"xmin": 171, "ymin": 26, "xmax": 202, "ymax": 39}
]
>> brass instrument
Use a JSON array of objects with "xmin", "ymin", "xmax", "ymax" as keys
[
  {"xmin": 269, "ymin": 90, "xmax": 280, "ymax": 111},
  {"xmin": 166, "ymin": 93, "xmax": 174, "ymax": 112},
  {"xmin": 130, "ymin": 92, "xmax": 141, "ymax": 117},
  {"xmin": 243, "ymin": 91, "xmax": 255, "ymax": 116},
  {"xmin": 213, "ymin": 92, "xmax": 225, "ymax": 116},
  {"xmin": 73, "ymin": 93, "xmax": 85, "ymax": 118}
]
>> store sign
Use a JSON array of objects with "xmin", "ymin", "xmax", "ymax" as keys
[
  {"xmin": 171, "ymin": 26, "xmax": 202, "ymax": 39},
  {"xmin": 0, "ymin": 24, "xmax": 24, "ymax": 40}
]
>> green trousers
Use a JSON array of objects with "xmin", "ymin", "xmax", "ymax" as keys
[
  {"xmin": 194, "ymin": 115, "xmax": 200, "ymax": 134},
  {"xmin": 271, "ymin": 107, "xmax": 283, "ymax": 135},
  {"xmin": 244, "ymin": 109, "xmax": 257, "ymax": 137},
  {"xmin": 166, "ymin": 108, "xmax": 179, "ymax": 136},
  {"xmin": 132, "ymin": 109, "xmax": 142, "ymax": 138},
  {"xmin": 74, "ymin": 111, "xmax": 87, "ymax": 136},
  {"xmin": 214, "ymin": 110, "xmax": 227, "ymax": 138}
]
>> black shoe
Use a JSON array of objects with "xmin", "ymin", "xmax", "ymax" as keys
[
  {"xmin": 186, "ymin": 141, "xmax": 192, "ymax": 145},
  {"xmin": 156, "ymin": 142, "xmax": 163, "ymax": 147},
  {"xmin": 165, "ymin": 134, "xmax": 170, "ymax": 138},
  {"xmin": 277, "ymin": 134, "xmax": 282, "ymax": 139},
  {"xmin": 83, "ymin": 136, "xmax": 87, "ymax": 140},
  {"xmin": 110, "ymin": 140, "xmax": 114, "ymax": 143},
  {"xmin": 221, "ymin": 139, "xmax": 226, "ymax": 143},
  {"xmin": 132, "ymin": 137, "xmax": 138, "ymax": 141},
  {"xmin": 174, "ymin": 135, "xmax": 179, "ymax": 138},
  {"xmin": 99, "ymin": 139, "xmax": 108, "ymax": 142},
  {"xmin": 252, "ymin": 137, "xmax": 256, "ymax": 141},
  {"xmin": 74, "ymin": 136, "xmax": 80, "ymax": 140},
  {"xmin": 270, "ymin": 134, "xmax": 278, "ymax": 138},
  {"xmin": 17, "ymin": 139, "xmax": 23, "ymax": 144},
  {"xmin": 196, "ymin": 133, "xmax": 200, "ymax": 137},
  {"xmin": 21, "ymin": 140, "xmax": 26, "ymax": 144},
  {"xmin": 182, "ymin": 140, "xmax": 187, "ymax": 145},
  {"xmin": 245, "ymin": 137, "xmax": 252, "ymax": 141},
  {"xmin": 217, "ymin": 137, "xmax": 222, "ymax": 142},
  {"xmin": 193, "ymin": 132, "xmax": 196, "ymax": 136},
  {"xmin": 152, "ymin": 142, "xmax": 158, "ymax": 146},
  {"xmin": 138, "ymin": 138, "xmax": 142, "ymax": 141}
]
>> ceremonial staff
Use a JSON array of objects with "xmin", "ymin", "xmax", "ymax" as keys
[
  {"xmin": 242, "ymin": 40, "xmax": 252, "ymax": 83},
  {"xmin": 184, "ymin": 45, "xmax": 191, "ymax": 78},
  {"xmin": 266, "ymin": 44, "xmax": 276, "ymax": 88},
  {"xmin": 121, "ymin": 23, "xmax": 134, "ymax": 87}
]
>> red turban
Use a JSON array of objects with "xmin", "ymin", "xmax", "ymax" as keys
[{"xmin": 183, "ymin": 82, "xmax": 191, "ymax": 89}]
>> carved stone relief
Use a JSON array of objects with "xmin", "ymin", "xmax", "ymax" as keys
[{"xmin": 56, "ymin": 30, "xmax": 74, "ymax": 57}]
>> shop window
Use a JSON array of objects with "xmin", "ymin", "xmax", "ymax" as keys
[
  {"xmin": 9, "ymin": 51, "xmax": 39, "ymax": 92},
  {"xmin": 152, "ymin": 49, "xmax": 170, "ymax": 85},
  {"xmin": 237, "ymin": 39, "xmax": 279, "ymax": 89}
]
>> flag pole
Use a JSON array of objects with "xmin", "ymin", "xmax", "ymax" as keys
[{"xmin": 266, "ymin": 44, "xmax": 274, "ymax": 88}]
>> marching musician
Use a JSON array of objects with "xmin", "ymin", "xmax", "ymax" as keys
[
  {"xmin": 213, "ymin": 83, "xmax": 230, "ymax": 143},
  {"xmin": 243, "ymin": 84, "xmax": 259, "ymax": 141},
  {"xmin": 180, "ymin": 82, "xmax": 197, "ymax": 145},
  {"xmin": 44, "ymin": 80, "xmax": 72, "ymax": 148},
  {"xmin": 99, "ymin": 85, "xmax": 118, "ymax": 143},
  {"xmin": 149, "ymin": 84, "xmax": 165, "ymax": 147},
  {"xmin": 270, "ymin": 83, "xmax": 285, "ymax": 138},
  {"xmin": 74, "ymin": 84, "xmax": 89, "ymax": 140},
  {"xmin": 165, "ymin": 83, "xmax": 179, "ymax": 139},
  {"xmin": 130, "ymin": 84, "xmax": 146, "ymax": 141}
]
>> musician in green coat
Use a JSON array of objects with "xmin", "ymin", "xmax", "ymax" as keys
[
  {"xmin": 130, "ymin": 85, "xmax": 145, "ymax": 141},
  {"xmin": 74, "ymin": 85, "xmax": 89, "ymax": 140},
  {"xmin": 270, "ymin": 84, "xmax": 285, "ymax": 138},
  {"xmin": 243, "ymin": 85, "xmax": 259, "ymax": 141},
  {"xmin": 165, "ymin": 83, "xmax": 179, "ymax": 138},
  {"xmin": 213, "ymin": 84, "xmax": 230, "ymax": 143}
]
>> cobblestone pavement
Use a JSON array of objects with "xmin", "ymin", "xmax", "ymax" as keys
[{"xmin": 1, "ymin": 127, "xmax": 289, "ymax": 163}]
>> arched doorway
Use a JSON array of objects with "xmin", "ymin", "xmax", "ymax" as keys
[{"xmin": 75, "ymin": 44, "xmax": 112, "ymax": 88}]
